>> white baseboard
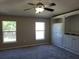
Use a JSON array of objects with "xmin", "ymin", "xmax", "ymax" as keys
[
  {"xmin": 61, "ymin": 46, "xmax": 79, "ymax": 55},
  {"xmin": 0, "ymin": 43, "xmax": 48, "ymax": 51},
  {"xmin": 57, "ymin": 45, "xmax": 79, "ymax": 55}
]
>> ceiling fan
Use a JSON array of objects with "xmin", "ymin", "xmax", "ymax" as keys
[{"xmin": 24, "ymin": 2, "xmax": 56, "ymax": 13}]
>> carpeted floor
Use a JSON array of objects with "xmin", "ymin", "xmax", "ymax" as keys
[{"xmin": 0, "ymin": 45, "xmax": 79, "ymax": 59}]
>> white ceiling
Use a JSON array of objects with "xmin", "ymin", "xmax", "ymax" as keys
[{"xmin": 0, "ymin": 0, "xmax": 79, "ymax": 18}]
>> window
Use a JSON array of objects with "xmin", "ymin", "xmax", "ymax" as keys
[
  {"xmin": 35, "ymin": 22, "xmax": 45, "ymax": 40},
  {"xmin": 2, "ymin": 21, "xmax": 16, "ymax": 43}
]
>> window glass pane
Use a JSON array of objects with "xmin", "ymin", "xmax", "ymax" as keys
[
  {"xmin": 35, "ymin": 22, "xmax": 45, "ymax": 30},
  {"xmin": 2, "ymin": 21, "xmax": 16, "ymax": 43},
  {"xmin": 3, "ymin": 31, "xmax": 16, "ymax": 42},
  {"xmin": 36, "ymin": 31, "xmax": 45, "ymax": 40},
  {"xmin": 2, "ymin": 21, "xmax": 16, "ymax": 31}
]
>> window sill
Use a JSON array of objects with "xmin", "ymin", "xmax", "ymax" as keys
[{"xmin": 3, "ymin": 41, "xmax": 16, "ymax": 44}]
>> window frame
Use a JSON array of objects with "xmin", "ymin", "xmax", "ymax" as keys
[
  {"xmin": 2, "ymin": 21, "xmax": 17, "ymax": 43},
  {"xmin": 35, "ymin": 22, "xmax": 45, "ymax": 40}
]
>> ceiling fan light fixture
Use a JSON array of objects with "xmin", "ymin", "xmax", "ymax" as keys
[{"xmin": 35, "ymin": 6, "xmax": 44, "ymax": 13}]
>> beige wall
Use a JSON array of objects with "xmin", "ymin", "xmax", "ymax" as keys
[{"xmin": 0, "ymin": 16, "xmax": 50, "ymax": 49}]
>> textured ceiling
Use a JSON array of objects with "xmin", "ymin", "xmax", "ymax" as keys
[{"xmin": 0, "ymin": 0, "xmax": 79, "ymax": 18}]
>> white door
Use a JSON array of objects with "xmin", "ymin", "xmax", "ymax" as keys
[{"xmin": 52, "ymin": 23, "xmax": 63, "ymax": 47}]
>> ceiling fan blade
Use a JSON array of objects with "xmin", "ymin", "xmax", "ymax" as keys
[
  {"xmin": 28, "ymin": 3, "xmax": 35, "ymax": 5},
  {"xmin": 49, "ymin": 3, "xmax": 56, "ymax": 6},
  {"xmin": 44, "ymin": 8, "xmax": 54, "ymax": 12}
]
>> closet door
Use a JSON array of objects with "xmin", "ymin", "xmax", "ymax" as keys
[
  {"xmin": 53, "ymin": 23, "xmax": 63, "ymax": 47},
  {"xmin": 63, "ymin": 35, "xmax": 73, "ymax": 50},
  {"xmin": 72, "ymin": 36, "xmax": 79, "ymax": 53}
]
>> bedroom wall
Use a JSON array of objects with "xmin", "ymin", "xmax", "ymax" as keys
[{"xmin": 0, "ymin": 16, "xmax": 50, "ymax": 49}]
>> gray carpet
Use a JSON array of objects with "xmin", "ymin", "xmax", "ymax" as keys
[{"xmin": 0, "ymin": 45, "xmax": 79, "ymax": 59}]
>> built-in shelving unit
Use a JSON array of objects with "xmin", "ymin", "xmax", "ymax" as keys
[
  {"xmin": 65, "ymin": 14, "xmax": 79, "ymax": 36},
  {"xmin": 51, "ymin": 13, "xmax": 79, "ymax": 55}
]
